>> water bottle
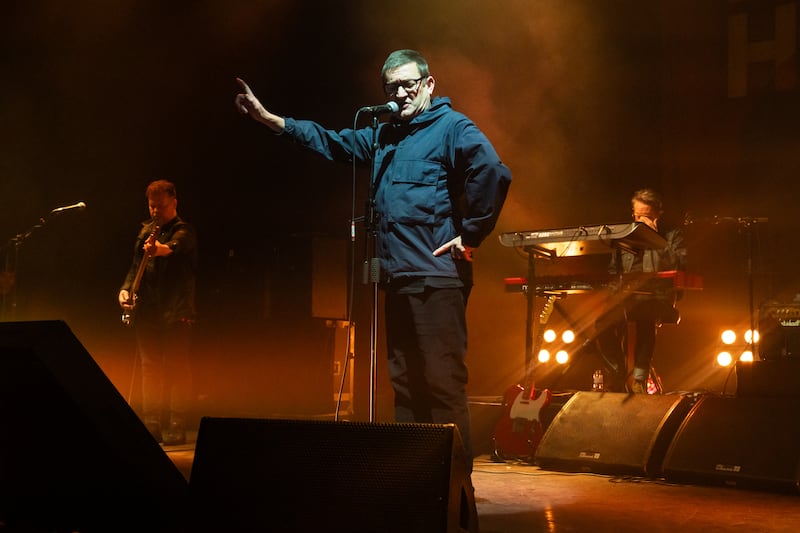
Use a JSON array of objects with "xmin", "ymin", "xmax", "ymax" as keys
[{"xmin": 592, "ymin": 369, "xmax": 604, "ymax": 392}]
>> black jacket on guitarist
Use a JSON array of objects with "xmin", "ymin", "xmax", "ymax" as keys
[{"xmin": 121, "ymin": 216, "xmax": 197, "ymax": 327}]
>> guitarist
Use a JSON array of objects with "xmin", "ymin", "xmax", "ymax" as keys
[{"xmin": 118, "ymin": 179, "xmax": 197, "ymax": 445}]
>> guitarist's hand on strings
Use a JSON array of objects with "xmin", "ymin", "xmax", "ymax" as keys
[
  {"xmin": 144, "ymin": 239, "xmax": 175, "ymax": 257},
  {"xmin": 433, "ymin": 235, "xmax": 474, "ymax": 262},
  {"xmin": 118, "ymin": 237, "xmax": 174, "ymax": 313}
]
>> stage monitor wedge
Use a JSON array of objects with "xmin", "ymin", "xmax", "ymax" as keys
[
  {"xmin": 0, "ymin": 320, "xmax": 189, "ymax": 533},
  {"xmin": 189, "ymin": 417, "xmax": 478, "ymax": 533},
  {"xmin": 663, "ymin": 395, "xmax": 800, "ymax": 493},
  {"xmin": 534, "ymin": 391, "xmax": 694, "ymax": 477}
]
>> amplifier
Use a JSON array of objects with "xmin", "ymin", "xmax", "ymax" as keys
[{"xmin": 759, "ymin": 302, "xmax": 800, "ymax": 360}]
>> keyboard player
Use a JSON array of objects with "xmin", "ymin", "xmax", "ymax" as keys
[{"xmin": 595, "ymin": 188, "xmax": 688, "ymax": 393}]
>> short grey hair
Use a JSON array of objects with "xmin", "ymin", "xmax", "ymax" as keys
[{"xmin": 381, "ymin": 49, "xmax": 430, "ymax": 80}]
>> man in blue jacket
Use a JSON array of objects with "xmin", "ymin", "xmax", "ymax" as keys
[{"xmin": 235, "ymin": 49, "xmax": 512, "ymax": 470}]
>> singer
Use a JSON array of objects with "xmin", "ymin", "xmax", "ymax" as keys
[
  {"xmin": 118, "ymin": 179, "xmax": 197, "ymax": 445},
  {"xmin": 235, "ymin": 49, "xmax": 512, "ymax": 471}
]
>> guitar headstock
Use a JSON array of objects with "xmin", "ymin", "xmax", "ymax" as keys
[{"xmin": 539, "ymin": 294, "xmax": 558, "ymax": 324}]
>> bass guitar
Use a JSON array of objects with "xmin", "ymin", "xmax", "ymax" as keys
[
  {"xmin": 121, "ymin": 223, "xmax": 159, "ymax": 326},
  {"xmin": 492, "ymin": 294, "xmax": 556, "ymax": 461}
]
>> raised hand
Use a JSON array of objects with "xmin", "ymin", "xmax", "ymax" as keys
[{"xmin": 233, "ymin": 77, "xmax": 286, "ymax": 133}]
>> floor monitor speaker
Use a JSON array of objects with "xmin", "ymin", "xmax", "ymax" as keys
[
  {"xmin": 189, "ymin": 417, "xmax": 478, "ymax": 533},
  {"xmin": 534, "ymin": 391, "xmax": 693, "ymax": 477},
  {"xmin": 663, "ymin": 395, "xmax": 800, "ymax": 493},
  {"xmin": 0, "ymin": 320, "xmax": 189, "ymax": 533}
]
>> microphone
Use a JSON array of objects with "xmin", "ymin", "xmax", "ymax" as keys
[
  {"xmin": 50, "ymin": 201, "xmax": 87, "ymax": 214},
  {"xmin": 359, "ymin": 101, "xmax": 399, "ymax": 115}
]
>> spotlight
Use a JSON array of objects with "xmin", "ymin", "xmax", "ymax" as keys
[
  {"xmin": 537, "ymin": 349, "xmax": 550, "ymax": 363},
  {"xmin": 721, "ymin": 330, "xmax": 736, "ymax": 345},
  {"xmin": 561, "ymin": 330, "xmax": 575, "ymax": 343},
  {"xmin": 543, "ymin": 329, "xmax": 556, "ymax": 343},
  {"xmin": 716, "ymin": 351, "xmax": 733, "ymax": 367},
  {"xmin": 555, "ymin": 350, "xmax": 569, "ymax": 364},
  {"xmin": 716, "ymin": 326, "xmax": 761, "ymax": 366}
]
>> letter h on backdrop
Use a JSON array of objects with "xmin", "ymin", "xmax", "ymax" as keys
[{"xmin": 727, "ymin": 1, "xmax": 797, "ymax": 98}]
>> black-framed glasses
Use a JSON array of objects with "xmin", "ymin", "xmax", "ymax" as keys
[{"xmin": 383, "ymin": 76, "xmax": 425, "ymax": 96}]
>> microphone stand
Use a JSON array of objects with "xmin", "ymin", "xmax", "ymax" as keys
[
  {"xmin": 687, "ymin": 215, "xmax": 767, "ymax": 357},
  {"xmin": 0, "ymin": 215, "xmax": 48, "ymax": 321},
  {"xmin": 363, "ymin": 112, "xmax": 381, "ymax": 422},
  {"xmin": 738, "ymin": 217, "xmax": 767, "ymax": 357},
  {"xmin": 1, "ymin": 205, "xmax": 87, "ymax": 321}
]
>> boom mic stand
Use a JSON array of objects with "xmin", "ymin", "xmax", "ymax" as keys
[
  {"xmin": 0, "ymin": 203, "xmax": 86, "ymax": 321},
  {"xmin": 0, "ymin": 223, "xmax": 42, "ymax": 321},
  {"xmin": 685, "ymin": 214, "xmax": 767, "ymax": 356},
  {"xmin": 737, "ymin": 217, "xmax": 768, "ymax": 356}
]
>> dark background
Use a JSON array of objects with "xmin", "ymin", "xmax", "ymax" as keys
[{"xmin": 1, "ymin": 0, "xmax": 799, "ymax": 420}]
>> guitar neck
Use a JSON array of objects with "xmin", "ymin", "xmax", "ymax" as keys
[
  {"xmin": 129, "ymin": 224, "xmax": 160, "ymax": 297},
  {"xmin": 524, "ymin": 294, "xmax": 558, "ymax": 395}
]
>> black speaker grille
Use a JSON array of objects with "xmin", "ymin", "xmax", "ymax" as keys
[
  {"xmin": 534, "ymin": 391, "xmax": 693, "ymax": 477},
  {"xmin": 663, "ymin": 396, "xmax": 800, "ymax": 493},
  {"xmin": 190, "ymin": 417, "xmax": 473, "ymax": 533}
]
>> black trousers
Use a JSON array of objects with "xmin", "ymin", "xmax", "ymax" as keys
[
  {"xmin": 136, "ymin": 319, "xmax": 193, "ymax": 427},
  {"xmin": 384, "ymin": 286, "xmax": 473, "ymax": 470},
  {"xmin": 595, "ymin": 296, "xmax": 675, "ymax": 389}
]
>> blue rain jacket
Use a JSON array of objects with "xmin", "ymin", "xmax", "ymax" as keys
[{"xmin": 283, "ymin": 96, "xmax": 512, "ymax": 285}]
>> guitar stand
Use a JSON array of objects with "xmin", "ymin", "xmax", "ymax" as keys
[
  {"xmin": 521, "ymin": 244, "xmax": 556, "ymax": 374},
  {"xmin": 489, "ymin": 245, "xmax": 557, "ymax": 464}
]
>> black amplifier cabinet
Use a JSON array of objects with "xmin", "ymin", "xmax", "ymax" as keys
[{"xmin": 758, "ymin": 302, "xmax": 800, "ymax": 360}]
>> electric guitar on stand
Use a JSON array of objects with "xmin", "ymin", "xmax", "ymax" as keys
[{"xmin": 492, "ymin": 294, "xmax": 556, "ymax": 462}]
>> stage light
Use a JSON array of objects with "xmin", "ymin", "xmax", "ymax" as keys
[
  {"xmin": 537, "ymin": 349, "xmax": 550, "ymax": 363},
  {"xmin": 721, "ymin": 330, "xmax": 736, "ymax": 344},
  {"xmin": 716, "ymin": 351, "xmax": 733, "ymax": 367},
  {"xmin": 532, "ymin": 326, "xmax": 578, "ymax": 367},
  {"xmin": 716, "ymin": 325, "xmax": 761, "ymax": 366}
]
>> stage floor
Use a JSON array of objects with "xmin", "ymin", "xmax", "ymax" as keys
[{"xmin": 163, "ymin": 436, "xmax": 800, "ymax": 533}]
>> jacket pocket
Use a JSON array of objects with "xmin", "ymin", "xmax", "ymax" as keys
[{"xmin": 386, "ymin": 160, "xmax": 444, "ymax": 224}]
